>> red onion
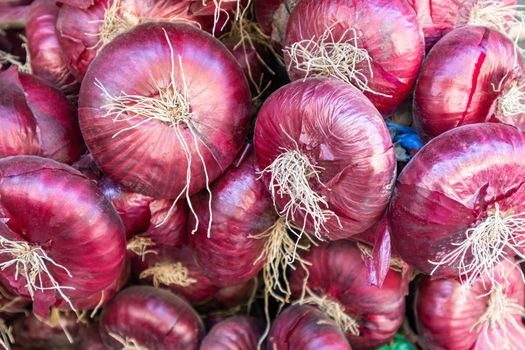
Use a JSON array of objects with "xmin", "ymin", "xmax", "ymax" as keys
[
  {"xmin": 253, "ymin": 0, "xmax": 297, "ymax": 50},
  {"xmin": 79, "ymin": 324, "xmax": 106, "ymax": 350},
  {"xmin": 254, "ymin": 78, "xmax": 396, "ymax": 241},
  {"xmin": 99, "ymin": 286, "xmax": 204, "ymax": 350},
  {"xmin": 267, "ymin": 304, "xmax": 352, "ymax": 350},
  {"xmin": 289, "ymin": 240, "xmax": 407, "ymax": 349},
  {"xmin": 413, "ymin": 26, "xmax": 525, "ymax": 139},
  {"xmin": 0, "ymin": 68, "xmax": 83, "ymax": 164},
  {"xmin": 200, "ymin": 316, "xmax": 262, "ymax": 350},
  {"xmin": 78, "ymin": 22, "xmax": 251, "ymax": 200},
  {"xmin": 284, "ymin": 0, "xmax": 424, "ymax": 114},
  {"xmin": 0, "ymin": 156, "xmax": 126, "ymax": 319},
  {"xmin": 389, "ymin": 123, "xmax": 525, "ymax": 288},
  {"xmin": 57, "ymin": 0, "xmax": 245, "ymax": 79},
  {"xmin": 197, "ymin": 278, "xmax": 258, "ymax": 314},
  {"xmin": 408, "ymin": 0, "xmax": 520, "ymax": 51},
  {"xmin": 416, "ymin": 259, "xmax": 525, "ymax": 349}
]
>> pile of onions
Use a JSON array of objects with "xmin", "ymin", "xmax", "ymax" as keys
[
  {"xmin": 267, "ymin": 304, "xmax": 352, "ymax": 350},
  {"xmin": 416, "ymin": 259, "xmax": 525, "ymax": 349},
  {"xmin": 289, "ymin": 240, "xmax": 408, "ymax": 349},
  {"xmin": 283, "ymin": 0, "xmax": 424, "ymax": 114},
  {"xmin": 414, "ymin": 26, "xmax": 525, "ymax": 139},
  {"xmin": 389, "ymin": 123, "xmax": 525, "ymax": 288},
  {"xmin": 78, "ymin": 22, "xmax": 251, "ymax": 201},
  {"xmin": 407, "ymin": 0, "xmax": 522, "ymax": 50},
  {"xmin": 200, "ymin": 316, "xmax": 262, "ymax": 350},
  {"xmin": 253, "ymin": 0, "xmax": 298, "ymax": 50},
  {"xmin": 56, "ymin": 0, "xmax": 246, "ymax": 78},
  {"xmin": 99, "ymin": 286, "xmax": 204, "ymax": 349},
  {"xmin": 0, "ymin": 156, "xmax": 126, "ymax": 318},
  {"xmin": 0, "ymin": 68, "xmax": 83, "ymax": 163}
]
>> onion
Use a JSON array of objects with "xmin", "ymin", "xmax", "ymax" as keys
[
  {"xmin": 200, "ymin": 316, "xmax": 262, "ymax": 350},
  {"xmin": 253, "ymin": 0, "xmax": 297, "ymax": 50},
  {"xmin": 0, "ymin": 68, "xmax": 83, "ymax": 164},
  {"xmin": 389, "ymin": 123, "xmax": 525, "ymax": 288},
  {"xmin": 99, "ymin": 286, "xmax": 204, "ymax": 350},
  {"xmin": 289, "ymin": 240, "xmax": 407, "ymax": 349},
  {"xmin": 197, "ymin": 278, "xmax": 258, "ymax": 314},
  {"xmin": 413, "ymin": 26, "xmax": 525, "ymax": 139},
  {"xmin": 254, "ymin": 78, "xmax": 396, "ymax": 241},
  {"xmin": 78, "ymin": 22, "xmax": 251, "ymax": 201},
  {"xmin": 56, "ymin": 0, "xmax": 246, "ymax": 79},
  {"xmin": 79, "ymin": 324, "xmax": 106, "ymax": 350},
  {"xmin": 416, "ymin": 259, "xmax": 525, "ymax": 349},
  {"xmin": 283, "ymin": 0, "xmax": 424, "ymax": 114},
  {"xmin": 0, "ymin": 156, "xmax": 126, "ymax": 319},
  {"xmin": 267, "ymin": 304, "xmax": 352, "ymax": 350}
]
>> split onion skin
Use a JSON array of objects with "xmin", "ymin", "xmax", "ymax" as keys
[
  {"xmin": 190, "ymin": 152, "xmax": 275, "ymax": 287},
  {"xmin": 267, "ymin": 304, "xmax": 353, "ymax": 350},
  {"xmin": 78, "ymin": 22, "xmax": 251, "ymax": 198},
  {"xmin": 389, "ymin": 123, "xmax": 525, "ymax": 278},
  {"xmin": 416, "ymin": 260, "xmax": 525, "ymax": 349},
  {"xmin": 0, "ymin": 68, "xmax": 83, "ymax": 164},
  {"xmin": 284, "ymin": 0, "xmax": 424, "ymax": 114},
  {"xmin": 290, "ymin": 240, "xmax": 407, "ymax": 349},
  {"xmin": 99, "ymin": 286, "xmax": 204, "ymax": 350},
  {"xmin": 200, "ymin": 316, "xmax": 262, "ymax": 350},
  {"xmin": 0, "ymin": 156, "xmax": 126, "ymax": 318},
  {"xmin": 254, "ymin": 78, "xmax": 396, "ymax": 240},
  {"xmin": 413, "ymin": 26, "xmax": 525, "ymax": 139}
]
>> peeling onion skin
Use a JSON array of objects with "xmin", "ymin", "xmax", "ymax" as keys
[
  {"xmin": 415, "ymin": 260, "xmax": 525, "ymax": 350},
  {"xmin": 253, "ymin": 0, "xmax": 296, "ymax": 50},
  {"xmin": 0, "ymin": 156, "xmax": 126, "ymax": 319},
  {"xmin": 0, "ymin": 68, "xmax": 83, "ymax": 164},
  {"xmin": 389, "ymin": 123, "xmax": 525, "ymax": 278},
  {"xmin": 78, "ymin": 22, "xmax": 251, "ymax": 198},
  {"xmin": 190, "ymin": 152, "xmax": 275, "ymax": 287},
  {"xmin": 290, "ymin": 241, "xmax": 407, "ymax": 349},
  {"xmin": 284, "ymin": 0, "xmax": 424, "ymax": 114},
  {"xmin": 99, "ymin": 286, "xmax": 204, "ymax": 350},
  {"xmin": 200, "ymin": 316, "xmax": 262, "ymax": 350},
  {"xmin": 413, "ymin": 26, "xmax": 525, "ymax": 140},
  {"xmin": 267, "ymin": 304, "xmax": 353, "ymax": 350},
  {"xmin": 254, "ymin": 78, "xmax": 396, "ymax": 240}
]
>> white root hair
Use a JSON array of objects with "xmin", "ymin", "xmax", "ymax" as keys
[
  {"xmin": 285, "ymin": 22, "xmax": 390, "ymax": 97},
  {"xmin": 138, "ymin": 261, "xmax": 197, "ymax": 287},
  {"xmin": 0, "ymin": 318, "xmax": 13, "ymax": 350},
  {"xmin": 497, "ymin": 80, "xmax": 525, "ymax": 116},
  {"xmin": 468, "ymin": 0, "xmax": 525, "ymax": 44},
  {"xmin": 96, "ymin": 28, "xmax": 213, "ymax": 238},
  {"xmin": 0, "ymin": 236, "xmax": 76, "ymax": 312},
  {"xmin": 429, "ymin": 204, "xmax": 525, "ymax": 289},
  {"xmin": 126, "ymin": 236, "xmax": 158, "ymax": 262},
  {"xmin": 202, "ymin": 0, "xmax": 249, "ymax": 36},
  {"xmin": 0, "ymin": 35, "xmax": 31, "ymax": 74},
  {"xmin": 109, "ymin": 332, "xmax": 148, "ymax": 350}
]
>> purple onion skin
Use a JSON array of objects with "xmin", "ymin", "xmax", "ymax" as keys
[
  {"xmin": 253, "ymin": 0, "xmax": 293, "ymax": 50},
  {"xmin": 267, "ymin": 304, "xmax": 353, "ymax": 350},
  {"xmin": 284, "ymin": 0, "xmax": 424, "ymax": 115},
  {"xmin": 146, "ymin": 198, "xmax": 187, "ymax": 246},
  {"xmin": 0, "ymin": 156, "xmax": 126, "ymax": 319},
  {"xmin": 78, "ymin": 22, "xmax": 251, "ymax": 198},
  {"xmin": 100, "ymin": 286, "xmax": 204, "ymax": 350},
  {"xmin": 413, "ymin": 26, "xmax": 525, "ymax": 139},
  {"xmin": 131, "ymin": 245, "xmax": 219, "ymax": 305},
  {"xmin": 416, "ymin": 260, "xmax": 525, "ymax": 349},
  {"xmin": 79, "ymin": 325, "xmax": 106, "ymax": 350},
  {"xmin": 0, "ymin": 68, "xmax": 83, "ymax": 164},
  {"xmin": 290, "ymin": 241, "xmax": 407, "ymax": 349},
  {"xmin": 198, "ymin": 278, "xmax": 258, "ymax": 314},
  {"xmin": 201, "ymin": 316, "xmax": 262, "ymax": 350},
  {"xmin": 190, "ymin": 152, "xmax": 275, "ymax": 287},
  {"xmin": 389, "ymin": 123, "xmax": 525, "ymax": 278},
  {"xmin": 254, "ymin": 78, "xmax": 396, "ymax": 240}
]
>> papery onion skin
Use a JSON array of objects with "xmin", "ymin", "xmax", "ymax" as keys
[
  {"xmin": 190, "ymin": 152, "xmax": 275, "ymax": 287},
  {"xmin": 0, "ymin": 68, "xmax": 83, "ymax": 164},
  {"xmin": 290, "ymin": 240, "xmax": 407, "ymax": 349},
  {"xmin": 267, "ymin": 304, "xmax": 353, "ymax": 350},
  {"xmin": 253, "ymin": 0, "xmax": 296, "ymax": 50},
  {"xmin": 79, "ymin": 22, "xmax": 251, "ymax": 198},
  {"xmin": 0, "ymin": 156, "xmax": 126, "ymax": 318},
  {"xmin": 389, "ymin": 123, "xmax": 525, "ymax": 278},
  {"xmin": 145, "ymin": 198, "xmax": 187, "ymax": 246},
  {"xmin": 197, "ymin": 278, "xmax": 258, "ymax": 314},
  {"xmin": 131, "ymin": 245, "xmax": 219, "ymax": 305},
  {"xmin": 254, "ymin": 78, "xmax": 396, "ymax": 240},
  {"xmin": 416, "ymin": 259, "xmax": 525, "ymax": 349},
  {"xmin": 284, "ymin": 0, "xmax": 424, "ymax": 114},
  {"xmin": 200, "ymin": 316, "xmax": 262, "ymax": 350},
  {"xmin": 413, "ymin": 26, "xmax": 525, "ymax": 139},
  {"xmin": 99, "ymin": 286, "xmax": 204, "ymax": 350}
]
